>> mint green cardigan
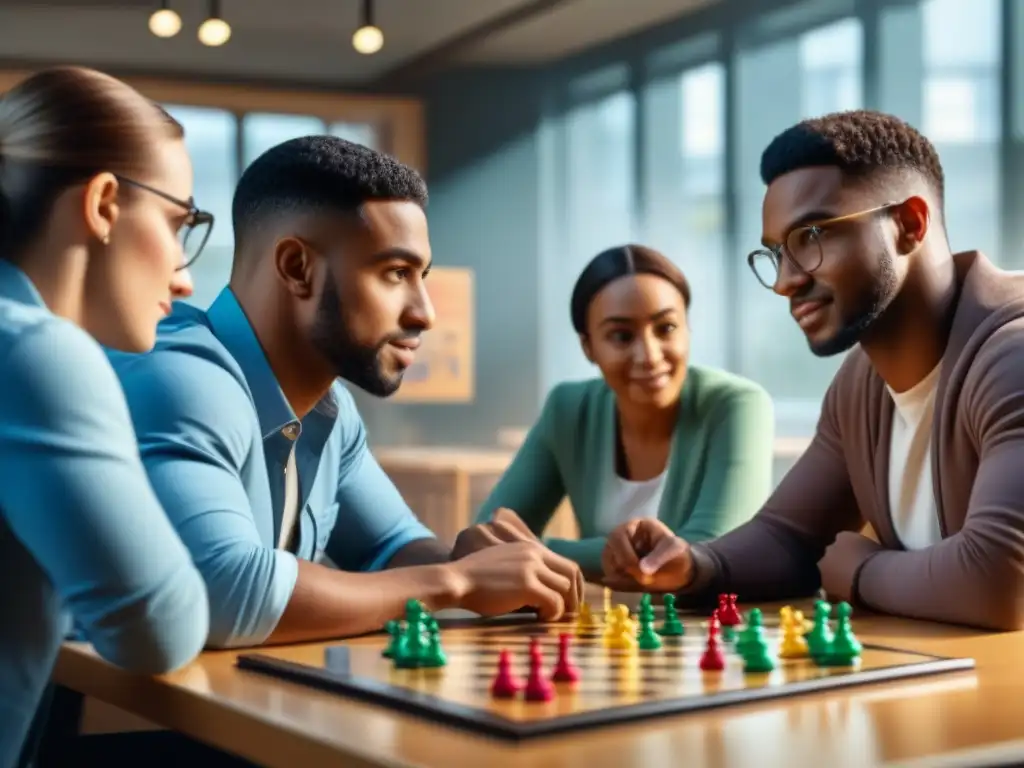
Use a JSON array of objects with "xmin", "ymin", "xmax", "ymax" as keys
[{"xmin": 476, "ymin": 366, "xmax": 775, "ymax": 577}]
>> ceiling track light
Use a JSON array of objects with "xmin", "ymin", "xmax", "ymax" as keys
[
  {"xmin": 352, "ymin": 0, "xmax": 383, "ymax": 55},
  {"xmin": 148, "ymin": 0, "xmax": 181, "ymax": 38},
  {"xmin": 198, "ymin": 0, "xmax": 232, "ymax": 47}
]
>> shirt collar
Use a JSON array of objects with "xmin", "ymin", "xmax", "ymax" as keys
[
  {"xmin": 206, "ymin": 287, "xmax": 300, "ymax": 441},
  {"xmin": 0, "ymin": 260, "xmax": 47, "ymax": 309}
]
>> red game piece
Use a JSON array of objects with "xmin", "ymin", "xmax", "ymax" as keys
[
  {"xmin": 524, "ymin": 644, "xmax": 555, "ymax": 702},
  {"xmin": 718, "ymin": 593, "xmax": 742, "ymax": 626},
  {"xmin": 700, "ymin": 610, "xmax": 726, "ymax": 671},
  {"xmin": 529, "ymin": 636, "xmax": 543, "ymax": 660},
  {"xmin": 551, "ymin": 633, "xmax": 580, "ymax": 683},
  {"xmin": 490, "ymin": 649, "xmax": 522, "ymax": 698}
]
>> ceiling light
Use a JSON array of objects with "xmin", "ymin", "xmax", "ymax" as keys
[
  {"xmin": 148, "ymin": 1, "xmax": 181, "ymax": 38},
  {"xmin": 352, "ymin": 0, "xmax": 383, "ymax": 55},
  {"xmin": 198, "ymin": 0, "xmax": 231, "ymax": 46}
]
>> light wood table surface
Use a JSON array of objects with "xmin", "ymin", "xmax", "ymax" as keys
[{"xmin": 54, "ymin": 591, "xmax": 1024, "ymax": 768}]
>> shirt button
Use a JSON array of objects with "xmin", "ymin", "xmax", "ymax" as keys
[{"xmin": 282, "ymin": 424, "xmax": 299, "ymax": 440}]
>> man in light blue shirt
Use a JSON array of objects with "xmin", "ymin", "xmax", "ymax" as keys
[{"xmin": 109, "ymin": 136, "xmax": 582, "ymax": 651}]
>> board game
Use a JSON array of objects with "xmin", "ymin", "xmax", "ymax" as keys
[{"xmin": 236, "ymin": 593, "xmax": 975, "ymax": 740}]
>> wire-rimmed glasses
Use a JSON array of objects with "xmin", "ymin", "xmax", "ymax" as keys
[{"xmin": 746, "ymin": 203, "xmax": 898, "ymax": 289}]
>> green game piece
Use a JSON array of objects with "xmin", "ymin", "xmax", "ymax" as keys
[
  {"xmin": 818, "ymin": 602, "xmax": 861, "ymax": 666},
  {"xmin": 382, "ymin": 620, "xmax": 403, "ymax": 658},
  {"xmin": 637, "ymin": 617, "xmax": 663, "ymax": 650},
  {"xmin": 734, "ymin": 608, "xmax": 775, "ymax": 673},
  {"xmin": 742, "ymin": 642, "xmax": 776, "ymax": 673},
  {"xmin": 637, "ymin": 594, "xmax": 655, "ymax": 621},
  {"xmin": 806, "ymin": 600, "xmax": 834, "ymax": 661},
  {"xmin": 734, "ymin": 608, "xmax": 764, "ymax": 657},
  {"xmin": 721, "ymin": 625, "xmax": 737, "ymax": 642},
  {"xmin": 394, "ymin": 601, "xmax": 430, "ymax": 668},
  {"xmin": 658, "ymin": 594, "xmax": 684, "ymax": 636},
  {"xmin": 421, "ymin": 627, "xmax": 447, "ymax": 668}
]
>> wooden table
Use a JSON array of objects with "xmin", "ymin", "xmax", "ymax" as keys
[{"xmin": 54, "ymin": 593, "xmax": 1024, "ymax": 768}]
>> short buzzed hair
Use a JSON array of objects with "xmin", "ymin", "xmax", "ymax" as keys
[
  {"xmin": 759, "ymin": 109, "xmax": 945, "ymax": 208},
  {"xmin": 230, "ymin": 135, "xmax": 428, "ymax": 258}
]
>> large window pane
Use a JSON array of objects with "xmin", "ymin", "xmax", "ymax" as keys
[
  {"xmin": 329, "ymin": 122, "xmax": 379, "ymax": 149},
  {"xmin": 165, "ymin": 105, "xmax": 237, "ymax": 309},
  {"xmin": 881, "ymin": 0, "xmax": 1001, "ymax": 264},
  {"xmin": 242, "ymin": 113, "xmax": 326, "ymax": 168},
  {"xmin": 734, "ymin": 17, "xmax": 863, "ymax": 435},
  {"xmin": 642, "ymin": 62, "xmax": 727, "ymax": 368},
  {"xmin": 545, "ymin": 86, "xmax": 637, "ymax": 387}
]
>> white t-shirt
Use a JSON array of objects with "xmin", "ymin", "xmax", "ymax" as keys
[
  {"xmin": 887, "ymin": 364, "xmax": 943, "ymax": 550},
  {"xmin": 278, "ymin": 445, "xmax": 300, "ymax": 552},
  {"xmin": 595, "ymin": 468, "xmax": 668, "ymax": 535}
]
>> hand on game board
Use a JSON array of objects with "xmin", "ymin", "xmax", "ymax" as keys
[
  {"xmin": 448, "ymin": 540, "xmax": 584, "ymax": 620},
  {"xmin": 450, "ymin": 507, "xmax": 540, "ymax": 560},
  {"xmin": 601, "ymin": 518, "xmax": 692, "ymax": 592}
]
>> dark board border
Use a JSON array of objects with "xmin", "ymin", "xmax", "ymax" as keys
[{"xmin": 235, "ymin": 646, "xmax": 976, "ymax": 741}]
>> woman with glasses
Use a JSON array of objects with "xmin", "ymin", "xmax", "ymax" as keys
[
  {"xmin": 474, "ymin": 244, "xmax": 775, "ymax": 587},
  {"xmin": 0, "ymin": 66, "xmax": 211, "ymax": 765}
]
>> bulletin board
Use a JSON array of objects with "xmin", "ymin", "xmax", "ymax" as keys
[{"xmin": 394, "ymin": 267, "xmax": 474, "ymax": 402}]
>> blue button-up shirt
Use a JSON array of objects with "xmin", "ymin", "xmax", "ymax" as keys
[
  {"xmin": 0, "ymin": 261, "xmax": 208, "ymax": 767},
  {"xmin": 108, "ymin": 287, "xmax": 436, "ymax": 649}
]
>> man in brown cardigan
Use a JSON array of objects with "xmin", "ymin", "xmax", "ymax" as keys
[{"xmin": 601, "ymin": 110, "xmax": 1024, "ymax": 631}]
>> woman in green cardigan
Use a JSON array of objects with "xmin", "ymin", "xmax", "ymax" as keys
[{"xmin": 476, "ymin": 244, "xmax": 775, "ymax": 585}]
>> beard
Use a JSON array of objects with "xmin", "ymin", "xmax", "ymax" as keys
[
  {"xmin": 309, "ymin": 278, "xmax": 404, "ymax": 398},
  {"xmin": 809, "ymin": 250, "xmax": 900, "ymax": 357}
]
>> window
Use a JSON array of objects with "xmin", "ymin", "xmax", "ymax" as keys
[
  {"xmin": 165, "ymin": 105, "xmax": 237, "ymax": 309},
  {"xmin": 642, "ymin": 63, "xmax": 728, "ymax": 368},
  {"xmin": 545, "ymin": 84, "xmax": 637, "ymax": 387},
  {"xmin": 242, "ymin": 113, "xmax": 327, "ymax": 168},
  {"xmin": 880, "ymin": 0, "xmax": 1001, "ymax": 262},
  {"xmin": 734, "ymin": 18, "xmax": 863, "ymax": 435},
  {"xmin": 161, "ymin": 110, "xmax": 383, "ymax": 309},
  {"xmin": 330, "ymin": 122, "xmax": 379, "ymax": 149}
]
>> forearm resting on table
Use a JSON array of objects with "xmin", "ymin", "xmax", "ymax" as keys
[{"xmin": 266, "ymin": 559, "xmax": 465, "ymax": 645}]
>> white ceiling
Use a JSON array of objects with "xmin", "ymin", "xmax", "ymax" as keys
[{"xmin": 0, "ymin": 0, "xmax": 713, "ymax": 86}]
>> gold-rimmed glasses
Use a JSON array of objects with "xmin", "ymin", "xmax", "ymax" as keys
[{"xmin": 747, "ymin": 202, "xmax": 899, "ymax": 289}]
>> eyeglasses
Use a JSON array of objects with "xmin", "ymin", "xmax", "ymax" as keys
[
  {"xmin": 746, "ymin": 202, "xmax": 899, "ymax": 289},
  {"xmin": 115, "ymin": 175, "xmax": 214, "ymax": 270}
]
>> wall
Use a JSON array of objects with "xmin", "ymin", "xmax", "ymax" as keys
[{"xmin": 353, "ymin": 68, "xmax": 550, "ymax": 447}]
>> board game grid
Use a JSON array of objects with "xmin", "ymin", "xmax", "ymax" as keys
[{"xmin": 235, "ymin": 609, "xmax": 975, "ymax": 740}]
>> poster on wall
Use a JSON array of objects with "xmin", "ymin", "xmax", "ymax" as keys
[{"xmin": 393, "ymin": 267, "xmax": 474, "ymax": 402}]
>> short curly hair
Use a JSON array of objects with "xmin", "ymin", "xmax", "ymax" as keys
[
  {"xmin": 759, "ymin": 110, "xmax": 945, "ymax": 207},
  {"xmin": 231, "ymin": 135, "xmax": 427, "ymax": 250}
]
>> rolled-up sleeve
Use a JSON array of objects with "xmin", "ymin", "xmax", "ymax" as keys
[
  {"xmin": 0, "ymin": 321, "xmax": 209, "ymax": 673},
  {"xmin": 116, "ymin": 350, "xmax": 298, "ymax": 648},
  {"xmin": 323, "ymin": 387, "xmax": 435, "ymax": 572}
]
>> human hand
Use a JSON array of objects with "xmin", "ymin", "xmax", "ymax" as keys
[
  {"xmin": 818, "ymin": 531, "xmax": 884, "ymax": 602},
  {"xmin": 447, "ymin": 540, "xmax": 584, "ymax": 621},
  {"xmin": 601, "ymin": 518, "xmax": 692, "ymax": 592},
  {"xmin": 450, "ymin": 507, "xmax": 539, "ymax": 560}
]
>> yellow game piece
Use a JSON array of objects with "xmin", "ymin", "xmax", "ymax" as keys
[
  {"xmin": 603, "ymin": 587, "xmax": 612, "ymax": 616},
  {"xmin": 577, "ymin": 602, "xmax": 599, "ymax": 631},
  {"xmin": 779, "ymin": 606, "xmax": 809, "ymax": 659},
  {"xmin": 603, "ymin": 605, "xmax": 638, "ymax": 650}
]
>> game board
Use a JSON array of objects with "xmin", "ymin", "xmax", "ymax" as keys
[{"xmin": 236, "ymin": 596, "xmax": 975, "ymax": 741}]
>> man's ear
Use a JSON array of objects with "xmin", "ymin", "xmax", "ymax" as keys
[
  {"xmin": 274, "ymin": 237, "xmax": 315, "ymax": 299},
  {"xmin": 893, "ymin": 195, "xmax": 930, "ymax": 256}
]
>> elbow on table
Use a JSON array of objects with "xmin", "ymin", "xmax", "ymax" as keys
[
  {"xmin": 93, "ymin": 568, "xmax": 210, "ymax": 674},
  {"xmin": 200, "ymin": 545, "xmax": 296, "ymax": 650},
  {"xmin": 958, "ymin": 564, "xmax": 1024, "ymax": 631}
]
